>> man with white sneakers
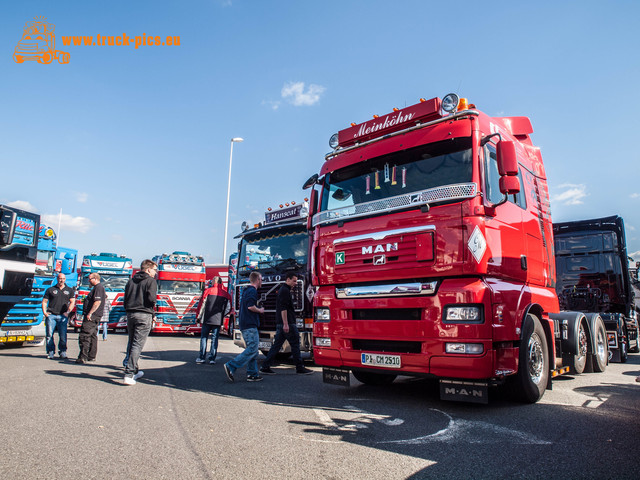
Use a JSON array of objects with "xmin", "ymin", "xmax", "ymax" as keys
[{"xmin": 122, "ymin": 259, "xmax": 158, "ymax": 385}]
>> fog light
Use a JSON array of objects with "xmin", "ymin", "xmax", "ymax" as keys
[
  {"xmin": 316, "ymin": 308, "xmax": 331, "ymax": 322},
  {"xmin": 315, "ymin": 337, "xmax": 331, "ymax": 347},
  {"xmin": 446, "ymin": 343, "xmax": 484, "ymax": 354}
]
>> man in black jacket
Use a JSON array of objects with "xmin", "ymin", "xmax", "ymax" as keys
[{"xmin": 123, "ymin": 259, "xmax": 158, "ymax": 385}]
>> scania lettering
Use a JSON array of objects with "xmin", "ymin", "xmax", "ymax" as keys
[
  {"xmin": 233, "ymin": 202, "xmax": 314, "ymax": 356},
  {"xmin": 152, "ymin": 251, "xmax": 205, "ymax": 334},
  {"xmin": 0, "ymin": 205, "xmax": 40, "ymax": 342},
  {"xmin": 304, "ymin": 93, "xmax": 608, "ymax": 404},
  {"xmin": 2, "ymin": 224, "xmax": 78, "ymax": 346},
  {"xmin": 72, "ymin": 252, "xmax": 132, "ymax": 332}
]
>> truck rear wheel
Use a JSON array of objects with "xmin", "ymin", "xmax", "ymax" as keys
[
  {"xmin": 619, "ymin": 329, "xmax": 628, "ymax": 363},
  {"xmin": 511, "ymin": 314, "xmax": 548, "ymax": 403},
  {"xmin": 571, "ymin": 320, "xmax": 588, "ymax": 374},
  {"xmin": 591, "ymin": 317, "xmax": 608, "ymax": 372},
  {"xmin": 353, "ymin": 370, "xmax": 396, "ymax": 386}
]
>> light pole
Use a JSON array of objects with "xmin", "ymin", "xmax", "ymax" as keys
[{"xmin": 223, "ymin": 137, "xmax": 243, "ymax": 264}]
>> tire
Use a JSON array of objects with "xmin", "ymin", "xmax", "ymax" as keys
[
  {"xmin": 42, "ymin": 52, "xmax": 53, "ymax": 64},
  {"xmin": 630, "ymin": 333, "xmax": 640, "ymax": 354},
  {"xmin": 511, "ymin": 314, "xmax": 549, "ymax": 403},
  {"xmin": 353, "ymin": 370, "xmax": 397, "ymax": 386},
  {"xmin": 58, "ymin": 52, "xmax": 70, "ymax": 64},
  {"xmin": 619, "ymin": 329, "xmax": 628, "ymax": 363},
  {"xmin": 571, "ymin": 320, "xmax": 588, "ymax": 374},
  {"xmin": 591, "ymin": 317, "xmax": 608, "ymax": 373}
]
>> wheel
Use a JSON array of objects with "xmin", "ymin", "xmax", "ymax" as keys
[
  {"xmin": 571, "ymin": 320, "xmax": 588, "ymax": 374},
  {"xmin": 630, "ymin": 333, "xmax": 640, "ymax": 354},
  {"xmin": 57, "ymin": 52, "xmax": 70, "ymax": 64},
  {"xmin": 40, "ymin": 52, "xmax": 53, "ymax": 64},
  {"xmin": 510, "ymin": 314, "xmax": 549, "ymax": 403},
  {"xmin": 591, "ymin": 317, "xmax": 608, "ymax": 372},
  {"xmin": 353, "ymin": 370, "xmax": 397, "ymax": 386},
  {"xmin": 619, "ymin": 329, "xmax": 628, "ymax": 363}
]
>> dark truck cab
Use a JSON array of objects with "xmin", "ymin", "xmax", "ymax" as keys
[{"xmin": 554, "ymin": 216, "xmax": 640, "ymax": 362}]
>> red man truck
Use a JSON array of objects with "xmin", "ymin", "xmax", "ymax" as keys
[{"xmin": 304, "ymin": 93, "xmax": 609, "ymax": 404}]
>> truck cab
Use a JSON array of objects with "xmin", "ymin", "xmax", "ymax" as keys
[
  {"xmin": 306, "ymin": 94, "xmax": 593, "ymax": 403},
  {"xmin": 233, "ymin": 202, "xmax": 314, "ymax": 356}
]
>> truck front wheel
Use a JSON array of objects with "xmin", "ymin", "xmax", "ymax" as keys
[
  {"xmin": 511, "ymin": 314, "xmax": 549, "ymax": 403},
  {"xmin": 353, "ymin": 370, "xmax": 397, "ymax": 386}
]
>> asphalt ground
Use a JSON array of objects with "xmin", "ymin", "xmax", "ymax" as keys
[{"xmin": 1, "ymin": 332, "xmax": 639, "ymax": 480}]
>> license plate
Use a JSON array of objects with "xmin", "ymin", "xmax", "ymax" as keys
[
  {"xmin": 258, "ymin": 341, "xmax": 272, "ymax": 350},
  {"xmin": 3, "ymin": 330, "xmax": 28, "ymax": 337},
  {"xmin": 115, "ymin": 329, "xmax": 126, "ymax": 333},
  {"xmin": 175, "ymin": 326, "xmax": 186, "ymax": 331},
  {"xmin": 361, "ymin": 352, "xmax": 401, "ymax": 368}
]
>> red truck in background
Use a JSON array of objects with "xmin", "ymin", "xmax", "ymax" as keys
[{"xmin": 304, "ymin": 93, "xmax": 609, "ymax": 404}]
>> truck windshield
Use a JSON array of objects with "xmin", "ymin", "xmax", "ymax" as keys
[
  {"xmin": 320, "ymin": 137, "xmax": 473, "ymax": 213},
  {"xmin": 238, "ymin": 230, "xmax": 308, "ymax": 273},
  {"xmin": 35, "ymin": 251, "xmax": 55, "ymax": 276},
  {"xmin": 80, "ymin": 274, "xmax": 130, "ymax": 292},
  {"xmin": 157, "ymin": 280, "xmax": 203, "ymax": 295}
]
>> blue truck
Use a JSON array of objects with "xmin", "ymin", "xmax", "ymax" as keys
[{"xmin": 2, "ymin": 224, "xmax": 77, "ymax": 346}]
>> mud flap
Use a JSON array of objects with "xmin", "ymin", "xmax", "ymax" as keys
[
  {"xmin": 440, "ymin": 379, "xmax": 488, "ymax": 404},
  {"xmin": 322, "ymin": 367, "xmax": 350, "ymax": 386}
]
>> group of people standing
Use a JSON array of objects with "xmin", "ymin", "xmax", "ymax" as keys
[
  {"xmin": 42, "ymin": 260, "xmax": 313, "ymax": 385},
  {"xmin": 42, "ymin": 259, "xmax": 159, "ymax": 385}
]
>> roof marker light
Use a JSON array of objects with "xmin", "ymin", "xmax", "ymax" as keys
[
  {"xmin": 419, "ymin": 98, "xmax": 426, "ymax": 102},
  {"xmin": 393, "ymin": 108, "xmax": 399, "ymax": 112},
  {"xmin": 304, "ymin": 197, "xmax": 309, "ymax": 202},
  {"xmin": 373, "ymin": 115, "xmax": 379, "ymax": 118},
  {"xmin": 285, "ymin": 203, "xmax": 290, "ymax": 207},
  {"xmin": 457, "ymin": 98, "xmax": 469, "ymax": 111},
  {"xmin": 350, "ymin": 122, "xmax": 356, "ymax": 126},
  {"xmin": 279, "ymin": 204, "xmax": 283, "ymax": 208},
  {"xmin": 442, "ymin": 93, "xmax": 460, "ymax": 113},
  {"xmin": 267, "ymin": 207, "xmax": 272, "ymax": 211},
  {"xmin": 291, "ymin": 201, "xmax": 296, "ymax": 205}
]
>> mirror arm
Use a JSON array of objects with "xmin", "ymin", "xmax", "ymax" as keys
[{"xmin": 480, "ymin": 132, "xmax": 502, "ymax": 146}]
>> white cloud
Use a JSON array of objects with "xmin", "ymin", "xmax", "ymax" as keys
[
  {"xmin": 281, "ymin": 81, "xmax": 326, "ymax": 106},
  {"xmin": 76, "ymin": 192, "xmax": 88, "ymax": 203},
  {"xmin": 629, "ymin": 250, "xmax": 640, "ymax": 262},
  {"xmin": 552, "ymin": 183, "xmax": 587, "ymax": 205},
  {"xmin": 41, "ymin": 213, "xmax": 94, "ymax": 233},
  {"xmin": 630, "ymin": 193, "xmax": 640, "ymax": 199},
  {"xmin": 6, "ymin": 200, "xmax": 38, "ymax": 212},
  {"xmin": 261, "ymin": 100, "xmax": 280, "ymax": 110}
]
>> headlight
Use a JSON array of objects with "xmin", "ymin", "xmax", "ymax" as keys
[
  {"xmin": 444, "ymin": 305, "xmax": 482, "ymax": 323},
  {"xmin": 315, "ymin": 337, "xmax": 331, "ymax": 347},
  {"xmin": 441, "ymin": 93, "xmax": 459, "ymax": 113},
  {"xmin": 316, "ymin": 308, "xmax": 331, "ymax": 322},
  {"xmin": 445, "ymin": 343, "xmax": 484, "ymax": 354}
]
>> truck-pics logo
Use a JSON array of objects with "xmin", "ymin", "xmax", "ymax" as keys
[{"xmin": 14, "ymin": 17, "xmax": 70, "ymax": 64}]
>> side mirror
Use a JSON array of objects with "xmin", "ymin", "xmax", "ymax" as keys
[
  {"xmin": 303, "ymin": 173, "xmax": 319, "ymax": 190},
  {"xmin": 307, "ymin": 187, "xmax": 319, "ymax": 230},
  {"xmin": 497, "ymin": 141, "xmax": 518, "ymax": 176},
  {"xmin": 0, "ymin": 208, "xmax": 16, "ymax": 246},
  {"xmin": 499, "ymin": 176, "xmax": 520, "ymax": 195}
]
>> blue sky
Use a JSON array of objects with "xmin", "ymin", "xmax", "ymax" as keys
[{"xmin": 2, "ymin": 1, "xmax": 640, "ymax": 266}]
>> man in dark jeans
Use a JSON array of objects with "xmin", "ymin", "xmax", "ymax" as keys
[
  {"xmin": 76, "ymin": 273, "xmax": 106, "ymax": 363},
  {"xmin": 42, "ymin": 273, "xmax": 76, "ymax": 359},
  {"xmin": 123, "ymin": 259, "xmax": 158, "ymax": 386},
  {"xmin": 195, "ymin": 276, "xmax": 231, "ymax": 364},
  {"xmin": 260, "ymin": 272, "xmax": 313, "ymax": 376}
]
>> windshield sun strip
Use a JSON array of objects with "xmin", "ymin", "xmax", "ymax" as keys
[{"xmin": 312, "ymin": 182, "xmax": 477, "ymax": 227}]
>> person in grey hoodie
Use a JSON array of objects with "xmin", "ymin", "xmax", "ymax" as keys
[{"xmin": 122, "ymin": 259, "xmax": 158, "ymax": 385}]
